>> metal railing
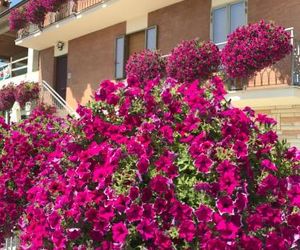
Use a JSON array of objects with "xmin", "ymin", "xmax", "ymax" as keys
[
  {"xmin": 0, "ymin": 57, "xmax": 28, "ymax": 80},
  {"xmin": 18, "ymin": 0, "xmax": 112, "ymax": 39},
  {"xmin": 40, "ymin": 80, "xmax": 77, "ymax": 117}
]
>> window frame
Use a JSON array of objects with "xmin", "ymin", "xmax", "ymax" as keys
[{"xmin": 211, "ymin": 0, "xmax": 247, "ymax": 46}]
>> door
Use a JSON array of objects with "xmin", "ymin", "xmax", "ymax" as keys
[{"xmin": 55, "ymin": 55, "xmax": 68, "ymax": 100}]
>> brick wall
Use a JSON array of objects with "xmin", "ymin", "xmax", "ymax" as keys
[
  {"xmin": 148, "ymin": 0, "xmax": 211, "ymax": 55},
  {"xmin": 39, "ymin": 47, "xmax": 55, "ymax": 87},
  {"xmin": 248, "ymin": 0, "xmax": 300, "ymax": 39},
  {"xmin": 255, "ymin": 105, "xmax": 300, "ymax": 148},
  {"xmin": 67, "ymin": 22, "xmax": 126, "ymax": 108}
]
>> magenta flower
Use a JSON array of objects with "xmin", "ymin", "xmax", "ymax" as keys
[
  {"xmin": 195, "ymin": 205, "xmax": 212, "ymax": 222},
  {"xmin": 219, "ymin": 172, "xmax": 239, "ymax": 195},
  {"xmin": 179, "ymin": 220, "xmax": 196, "ymax": 242},
  {"xmin": 217, "ymin": 196, "xmax": 235, "ymax": 214},
  {"xmin": 126, "ymin": 204, "xmax": 143, "ymax": 222},
  {"xmin": 235, "ymin": 193, "xmax": 248, "ymax": 211},
  {"xmin": 216, "ymin": 218, "xmax": 239, "ymax": 240},
  {"xmin": 195, "ymin": 154, "xmax": 213, "ymax": 173},
  {"xmin": 233, "ymin": 140, "xmax": 248, "ymax": 158},
  {"xmin": 137, "ymin": 219, "xmax": 156, "ymax": 240},
  {"xmin": 112, "ymin": 222, "xmax": 128, "ymax": 243},
  {"xmin": 261, "ymin": 159, "xmax": 277, "ymax": 171},
  {"xmin": 160, "ymin": 125, "xmax": 174, "ymax": 144}
]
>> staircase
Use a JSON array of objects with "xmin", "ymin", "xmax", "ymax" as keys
[{"xmin": 40, "ymin": 80, "xmax": 77, "ymax": 117}]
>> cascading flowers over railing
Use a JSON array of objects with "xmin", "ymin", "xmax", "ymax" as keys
[
  {"xmin": 221, "ymin": 20, "xmax": 293, "ymax": 79},
  {"xmin": 0, "ymin": 21, "xmax": 299, "ymax": 249},
  {"xmin": 166, "ymin": 40, "xmax": 221, "ymax": 83},
  {"xmin": 9, "ymin": 0, "xmax": 68, "ymax": 30},
  {"xmin": 126, "ymin": 49, "xmax": 166, "ymax": 83}
]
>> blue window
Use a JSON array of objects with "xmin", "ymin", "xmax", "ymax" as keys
[{"xmin": 212, "ymin": 1, "xmax": 246, "ymax": 46}]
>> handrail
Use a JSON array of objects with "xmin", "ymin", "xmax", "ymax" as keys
[{"xmin": 41, "ymin": 80, "xmax": 77, "ymax": 116}]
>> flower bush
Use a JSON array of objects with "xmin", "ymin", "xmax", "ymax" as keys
[
  {"xmin": 0, "ymin": 75, "xmax": 299, "ymax": 249},
  {"xmin": 0, "ymin": 21, "xmax": 300, "ymax": 249},
  {"xmin": 166, "ymin": 39, "xmax": 221, "ymax": 83},
  {"xmin": 9, "ymin": 8, "xmax": 27, "ymax": 31},
  {"xmin": 221, "ymin": 20, "xmax": 293, "ymax": 78},
  {"xmin": 14, "ymin": 81, "xmax": 40, "ymax": 107},
  {"xmin": 0, "ymin": 84, "xmax": 15, "ymax": 111},
  {"xmin": 126, "ymin": 49, "xmax": 166, "ymax": 83}
]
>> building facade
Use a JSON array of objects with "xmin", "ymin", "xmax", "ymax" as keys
[{"xmin": 1, "ymin": 0, "xmax": 300, "ymax": 146}]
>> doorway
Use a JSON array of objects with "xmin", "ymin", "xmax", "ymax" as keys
[{"xmin": 55, "ymin": 55, "xmax": 68, "ymax": 100}]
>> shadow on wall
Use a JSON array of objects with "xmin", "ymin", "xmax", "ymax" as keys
[{"xmin": 66, "ymin": 83, "xmax": 95, "ymax": 109}]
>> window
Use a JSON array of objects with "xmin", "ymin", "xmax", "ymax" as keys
[
  {"xmin": 212, "ymin": 1, "xmax": 246, "ymax": 46},
  {"xmin": 115, "ymin": 26, "xmax": 157, "ymax": 79}
]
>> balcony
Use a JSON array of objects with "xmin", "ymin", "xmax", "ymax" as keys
[
  {"xmin": 15, "ymin": 0, "xmax": 184, "ymax": 50},
  {"xmin": 0, "ymin": 56, "xmax": 39, "ymax": 90}
]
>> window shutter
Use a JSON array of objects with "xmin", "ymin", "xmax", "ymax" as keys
[
  {"xmin": 145, "ymin": 26, "xmax": 157, "ymax": 51},
  {"xmin": 115, "ymin": 35, "xmax": 126, "ymax": 79}
]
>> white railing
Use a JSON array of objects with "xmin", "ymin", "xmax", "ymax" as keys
[
  {"xmin": 2, "ymin": 236, "xmax": 18, "ymax": 250},
  {"xmin": 0, "ymin": 57, "xmax": 28, "ymax": 81},
  {"xmin": 41, "ymin": 80, "xmax": 77, "ymax": 117}
]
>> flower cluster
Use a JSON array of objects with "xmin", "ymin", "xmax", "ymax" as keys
[
  {"xmin": 221, "ymin": 20, "xmax": 293, "ymax": 78},
  {"xmin": 9, "ymin": 8, "xmax": 27, "ymax": 31},
  {"xmin": 126, "ymin": 49, "xmax": 166, "ymax": 83},
  {"xmin": 166, "ymin": 40, "xmax": 221, "ymax": 83},
  {"xmin": 14, "ymin": 81, "xmax": 40, "ymax": 107},
  {"xmin": 0, "ymin": 84, "xmax": 15, "ymax": 112},
  {"xmin": 41, "ymin": 0, "xmax": 67, "ymax": 12},
  {"xmin": 25, "ymin": 0, "xmax": 47, "ymax": 27}
]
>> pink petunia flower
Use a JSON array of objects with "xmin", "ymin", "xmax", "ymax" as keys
[
  {"xmin": 112, "ymin": 222, "xmax": 128, "ymax": 243},
  {"xmin": 217, "ymin": 196, "xmax": 235, "ymax": 214}
]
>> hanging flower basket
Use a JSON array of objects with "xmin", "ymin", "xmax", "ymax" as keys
[
  {"xmin": 14, "ymin": 82, "xmax": 40, "ymax": 108},
  {"xmin": 0, "ymin": 84, "xmax": 16, "ymax": 112}
]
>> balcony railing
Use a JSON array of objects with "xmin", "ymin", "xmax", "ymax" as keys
[
  {"xmin": 0, "ymin": 57, "xmax": 28, "ymax": 81},
  {"xmin": 18, "ymin": 0, "xmax": 111, "ymax": 39}
]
